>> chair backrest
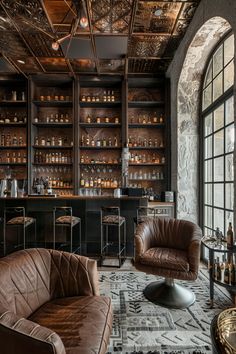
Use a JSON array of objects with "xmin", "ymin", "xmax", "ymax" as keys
[
  {"xmin": 142, "ymin": 217, "xmax": 201, "ymax": 251},
  {"xmin": 0, "ymin": 248, "xmax": 51, "ymax": 318}
]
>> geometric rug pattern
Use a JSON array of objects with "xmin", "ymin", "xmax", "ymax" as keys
[{"xmin": 99, "ymin": 270, "xmax": 233, "ymax": 354}]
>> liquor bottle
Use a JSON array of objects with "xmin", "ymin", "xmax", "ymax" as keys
[
  {"xmin": 224, "ymin": 259, "xmax": 229, "ymax": 284},
  {"xmin": 227, "ymin": 222, "xmax": 234, "ymax": 249},
  {"xmin": 114, "ymin": 135, "xmax": 118, "ymax": 147},
  {"xmin": 80, "ymin": 173, "xmax": 85, "ymax": 187}
]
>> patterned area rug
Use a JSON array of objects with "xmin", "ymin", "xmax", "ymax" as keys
[{"xmin": 99, "ymin": 270, "xmax": 233, "ymax": 354}]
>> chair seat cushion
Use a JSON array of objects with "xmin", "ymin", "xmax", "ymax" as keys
[
  {"xmin": 7, "ymin": 216, "xmax": 35, "ymax": 226},
  {"xmin": 29, "ymin": 296, "xmax": 112, "ymax": 354},
  {"xmin": 102, "ymin": 215, "xmax": 125, "ymax": 224},
  {"xmin": 56, "ymin": 216, "xmax": 80, "ymax": 226},
  {"xmin": 140, "ymin": 247, "xmax": 189, "ymax": 272}
]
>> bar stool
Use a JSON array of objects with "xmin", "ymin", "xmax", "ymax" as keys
[
  {"xmin": 53, "ymin": 206, "xmax": 81, "ymax": 254},
  {"xmin": 134, "ymin": 206, "xmax": 157, "ymax": 230},
  {"xmin": 100, "ymin": 206, "xmax": 126, "ymax": 268},
  {"xmin": 3, "ymin": 206, "xmax": 36, "ymax": 255}
]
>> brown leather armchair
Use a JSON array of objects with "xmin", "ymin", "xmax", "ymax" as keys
[
  {"xmin": 134, "ymin": 217, "xmax": 202, "ymax": 309},
  {"xmin": 0, "ymin": 248, "xmax": 113, "ymax": 354}
]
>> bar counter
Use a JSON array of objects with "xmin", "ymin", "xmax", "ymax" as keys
[{"xmin": 0, "ymin": 196, "xmax": 174, "ymax": 257}]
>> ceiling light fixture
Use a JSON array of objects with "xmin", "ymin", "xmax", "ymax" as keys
[
  {"xmin": 17, "ymin": 59, "xmax": 25, "ymax": 64},
  {"xmin": 154, "ymin": 8, "xmax": 163, "ymax": 17},
  {"xmin": 51, "ymin": 0, "xmax": 89, "ymax": 51},
  {"xmin": 51, "ymin": 33, "xmax": 73, "ymax": 51}
]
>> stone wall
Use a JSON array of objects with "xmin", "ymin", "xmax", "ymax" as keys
[{"xmin": 167, "ymin": 0, "xmax": 236, "ymax": 224}]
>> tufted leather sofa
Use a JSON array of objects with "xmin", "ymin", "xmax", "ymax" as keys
[
  {"xmin": 0, "ymin": 248, "xmax": 113, "ymax": 354},
  {"xmin": 134, "ymin": 217, "xmax": 202, "ymax": 308}
]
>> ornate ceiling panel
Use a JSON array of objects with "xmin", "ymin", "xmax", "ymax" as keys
[
  {"xmin": 99, "ymin": 59, "xmax": 125, "ymax": 73},
  {"xmin": 1, "ymin": 0, "xmax": 53, "ymax": 34},
  {"xmin": 128, "ymin": 58, "xmax": 171, "ymax": 73},
  {"xmin": 91, "ymin": 0, "xmax": 134, "ymax": 33},
  {"xmin": 133, "ymin": 1, "xmax": 182, "ymax": 34},
  {"xmin": 128, "ymin": 35, "xmax": 168, "ymax": 57},
  {"xmin": 38, "ymin": 57, "xmax": 70, "ymax": 72},
  {"xmin": 70, "ymin": 59, "xmax": 96, "ymax": 72},
  {"xmin": 0, "ymin": 0, "xmax": 200, "ymax": 75}
]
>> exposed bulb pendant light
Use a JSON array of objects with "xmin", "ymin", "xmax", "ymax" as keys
[
  {"xmin": 51, "ymin": 0, "xmax": 89, "ymax": 51},
  {"xmin": 79, "ymin": 15, "xmax": 88, "ymax": 28},
  {"xmin": 78, "ymin": 0, "xmax": 88, "ymax": 29}
]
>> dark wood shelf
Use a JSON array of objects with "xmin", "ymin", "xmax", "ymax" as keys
[
  {"xmin": 0, "ymin": 122, "xmax": 27, "ymax": 127},
  {"xmin": 0, "ymin": 100, "xmax": 27, "ymax": 106},
  {"xmin": 32, "ymin": 145, "xmax": 73, "ymax": 149},
  {"xmin": 80, "ymin": 163, "xmax": 121, "ymax": 166},
  {"xmin": 129, "ymin": 146, "xmax": 165, "ymax": 150},
  {"xmin": 129, "ymin": 178, "xmax": 165, "ymax": 181},
  {"xmin": 80, "ymin": 101, "xmax": 121, "ymax": 108},
  {"xmin": 80, "ymin": 123, "xmax": 121, "ymax": 128},
  {"xmin": 128, "ymin": 101, "xmax": 164, "ymax": 108},
  {"xmin": 128, "ymin": 123, "xmax": 165, "ymax": 128},
  {"xmin": 0, "ymin": 145, "xmax": 27, "ymax": 149},
  {"xmin": 32, "ymin": 162, "xmax": 72, "ymax": 166},
  {"xmin": 129, "ymin": 163, "xmax": 165, "ymax": 166},
  {"xmin": 80, "ymin": 146, "xmax": 121, "ymax": 150},
  {"xmin": 0, "ymin": 162, "xmax": 27, "ymax": 165},
  {"xmin": 32, "ymin": 122, "xmax": 73, "ymax": 127},
  {"xmin": 32, "ymin": 100, "xmax": 73, "ymax": 107}
]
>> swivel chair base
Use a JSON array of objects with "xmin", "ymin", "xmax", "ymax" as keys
[{"xmin": 144, "ymin": 278, "xmax": 196, "ymax": 309}]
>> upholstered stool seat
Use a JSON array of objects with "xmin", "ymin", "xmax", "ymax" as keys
[
  {"xmin": 53, "ymin": 206, "xmax": 81, "ymax": 254},
  {"xmin": 100, "ymin": 206, "xmax": 126, "ymax": 268},
  {"xmin": 7, "ymin": 216, "xmax": 35, "ymax": 226},
  {"xmin": 55, "ymin": 215, "xmax": 80, "ymax": 226},
  {"xmin": 102, "ymin": 214, "xmax": 125, "ymax": 225},
  {"xmin": 3, "ymin": 207, "xmax": 36, "ymax": 255}
]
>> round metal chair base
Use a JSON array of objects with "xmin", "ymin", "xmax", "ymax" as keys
[{"xmin": 143, "ymin": 280, "xmax": 196, "ymax": 309}]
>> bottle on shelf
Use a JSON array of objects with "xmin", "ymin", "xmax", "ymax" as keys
[{"xmin": 227, "ymin": 222, "xmax": 234, "ymax": 249}]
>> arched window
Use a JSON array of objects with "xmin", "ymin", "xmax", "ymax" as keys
[{"xmin": 202, "ymin": 33, "xmax": 234, "ymax": 239}]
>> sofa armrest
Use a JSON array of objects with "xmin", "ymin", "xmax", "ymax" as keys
[
  {"xmin": 0, "ymin": 308, "xmax": 65, "ymax": 354},
  {"xmin": 50, "ymin": 250, "xmax": 100, "ymax": 298},
  {"xmin": 135, "ymin": 221, "xmax": 153, "ymax": 261},
  {"xmin": 187, "ymin": 226, "xmax": 202, "ymax": 276}
]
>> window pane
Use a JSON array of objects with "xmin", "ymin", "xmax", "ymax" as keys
[
  {"xmin": 214, "ymin": 156, "xmax": 224, "ymax": 181},
  {"xmin": 213, "ymin": 45, "xmax": 223, "ymax": 77},
  {"xmin": 213, "ymin": 73, "xmax": 223, "ymax": 102},
  {"xmin": 224, "ymin": 35, "xmax": 234, "ymax": 66},
  {"xmin": 204, "ymin": 113, "xmax": 213, "ymax": 136},
  {"xmin": 224, "ymin": 60, "xmax": 234, "ymax": 92},
  {"xmin": 214, "ymin": 104, "xmax": 224, "ymax": 131},
  {"xmin": 225, "ymin": 153, "xmax": 234, "ymax": 181},
  {"xmin": 214, "ymin": 208, "xmax": 224, "ymax": 231},
  {"xmin": 214, "ymin": 130, "xmax": 224, "ymax": 156},
  {"xmin": 225, "ymin": 124, "xmax": 234, "ymax": 153},
  {"xmin": 204, "ymin": 206, "xmax": 213, "ymax": 228},
  {"xmin": 205, "ymin": 136, "xmax": 212, "ymax": 158},
  {"xmin": 204, "ymin": 60, "xmax": 213, "ymax": 88},
  {"xmin": 226, "ymin": 183, "xmax": 234, "ymax": 210},
  {"xmin": 205, "ymin": 160, "xmax": 212, "ymax": 182},
  {"xmin": 225, "ymin": 96, "xmax": 234, "ymax": 125},
  {"xmin": 205, "ymin": 183, "xmax": 212, "ymax": 205},
  {"xmin": 203, "ymin": 85, "xmax": 212, "ymax": 110},
  {"xmin": 214, "ymin": 184, "xmax": 224, "ymax": 207}
]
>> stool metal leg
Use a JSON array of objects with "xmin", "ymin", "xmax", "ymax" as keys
[
  {"xmin": 70, "ymin": 223, "xmax": 73, "ymax": 253},
  {"xmin": 3, "ymin": 211, "xmax": 6, "ymax": 256},
  {"xmin": 53, "ymin": 210, "xmax": 56, "ymax": 250},
  {"xmin": 79, "ymin": 221, "xmax": 81, "ymax": 254}
]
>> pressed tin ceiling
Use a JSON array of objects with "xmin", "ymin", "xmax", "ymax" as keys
[{"xmin": 0, "ymin": 0, "xmax": 200, "ymax": 76}]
